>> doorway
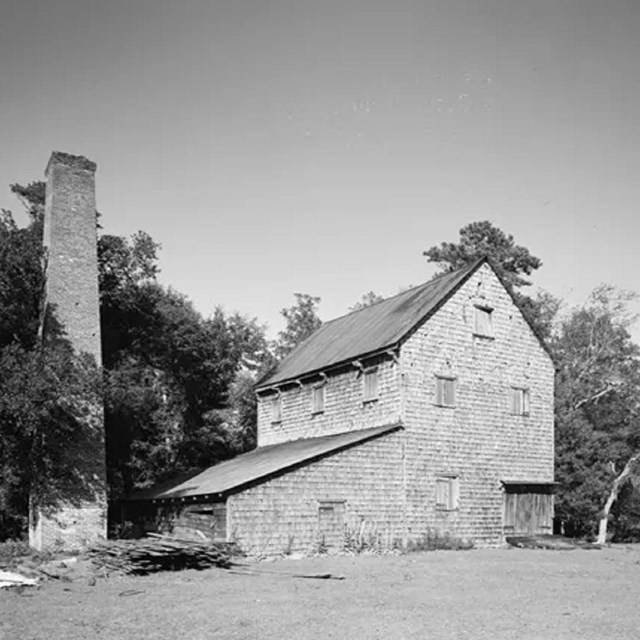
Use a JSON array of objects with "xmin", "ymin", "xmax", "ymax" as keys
[{"xmin": 503, "ymin": 482, "xmax": 554, "ymax": 535}]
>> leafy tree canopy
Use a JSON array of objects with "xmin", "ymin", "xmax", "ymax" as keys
[
  {"xmin": 0, "ymin": 181, "xmax": 270, "ymax": 536},
  {"xmin": 0, "ymin": 209, "xmax": 44, "ymax": 350},
  {"xmin": 274, "ymin": 293, "xmax": 322, "ymax": 360},
  {"xmin": 349, "ymin": 291, "xmax": 385, "ymax": 312},
  {"xmin": 9, "ymin": 181, "xmax": 45, "ymax": 221},
  {"xmin": 554, "ymin": 286, "xmax": 640, "ymax": 538},
  {"xmin": 100, "ymin": 254, "xmax": 269, "ymax": 496},
  {"xmin": 423, "ymin": 220, "xmax": 558, "ymax": 340},
  {"xmin": 423, "ymin": 220, "xmax": 542, "ymax": 290}
]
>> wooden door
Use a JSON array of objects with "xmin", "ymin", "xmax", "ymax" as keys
[
  {"xmin": 318, "ymin": 501, "xmax": 345, "ymax": 548},
  {"xmin": 504, "ymin": 484, "xmax": 553, "ymax": 535}
]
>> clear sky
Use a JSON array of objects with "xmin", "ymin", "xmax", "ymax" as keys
[{"xmin": 2, "ymin": 0, "xmax": 639, "ymax": 342}]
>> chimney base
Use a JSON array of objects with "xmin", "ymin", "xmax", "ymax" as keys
[{"xmin": 29, "ymin": 499, "xmax": 107, "ymax": 552}]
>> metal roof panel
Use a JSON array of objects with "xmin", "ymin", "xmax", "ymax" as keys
[
  {"xmin": 128, "ymin": 423, "xmax": 403, "ymax": 501},
  {"xmin": 258, "ymin": 261, "xmax": 482, "ymax": 387}
]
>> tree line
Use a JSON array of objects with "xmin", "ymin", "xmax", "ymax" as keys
[{"xmin": 1, "ymin": 187, "xmax": 638, "ymax": 543}]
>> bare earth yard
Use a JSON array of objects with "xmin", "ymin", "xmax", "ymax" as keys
[{"xmin": 2, "ymin": 546, "xmax": 640, "ymax": 640}]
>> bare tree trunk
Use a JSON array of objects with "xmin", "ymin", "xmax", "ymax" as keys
[{"xmin": 597, "ymin": 452, "xmax": 640, "ymax": 545}]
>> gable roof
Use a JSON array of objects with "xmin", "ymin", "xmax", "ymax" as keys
[
  {"xmin": 258, "ymin": 259, "xmax": 486, "ymax": 388},
  {"xmin": 127, "ymin": 423, "xmax": 402, "ymax": 501}
]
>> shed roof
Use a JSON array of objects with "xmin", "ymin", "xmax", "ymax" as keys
[
  {"xmin": 258, "ymin": 259, "xmax": 484, "ymax": 388},
  {"xmin": 128, "ymin": 423, "xmax": 402, "ymax": 501}
]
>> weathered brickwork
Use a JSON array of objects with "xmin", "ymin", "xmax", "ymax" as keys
[
  {"xmin": 399, "ymin": 263, "xmax": 554, "ymax": 546},
  {"xmin": 42, "ymin": 152, "xmax": 102, "ymax": 364},
  {"xmin": 29, "ymin": 152, "xmax": 107, "ymax": 552},
  {"xmin": 228, "ymin": 431, "xmax": 405, "ymax": 556},
  {"xmin": 29, "ymin": 500, "xmax": 107, "ymax": 552},
  {"xmin": 257, "ymin": 355, "xmax": 401, "ymax": 446}
]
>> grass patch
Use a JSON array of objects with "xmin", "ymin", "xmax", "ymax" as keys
[
  {"xmin": 3, "ymin": 546, "xmax": 640, "ymax": 640},
  {"xmin": 0, "ymin": 538, "xmax": 57, "ymax": 570},
  {"xmin": 404, "ymin": 529, "xmax": 474, "ymax": 552}
]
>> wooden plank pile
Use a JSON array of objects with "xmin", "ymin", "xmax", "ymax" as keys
[
  {"xmin": 87, "ymin": 535, "xmax": 233, "ymax": 575},
  {"xmin": 505, "ymin": 534, "xmax": 601, "ymax": 550}
]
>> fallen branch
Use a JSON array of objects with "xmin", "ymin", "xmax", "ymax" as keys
[{"xmin": 228, "ymin": 566, "xmax": 345, "ymax": 580}]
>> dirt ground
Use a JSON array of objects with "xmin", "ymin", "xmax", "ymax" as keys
[{"xmin": 2, "ymin": 545, "xmax": 640, "ymax": 640}]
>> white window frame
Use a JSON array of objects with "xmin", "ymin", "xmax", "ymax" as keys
[
  {"xmin": 363, "ymin": 367, "xmax": 379, "ymax": 403},
  {"xmin": 474, "ymin": 305, "xmax": 494, "ymax": 338},
  {"xmin": 511, "ymin": 387, "xmax": 530, "ymax": 416},
  {"xmin": 435, "ymin": 376, "xmax": 456, "ymax": 408},
  {"xmin": 311, "ymin": 383, "xmax": 325, "ymax": 415},
  {"xmin": 435, "ymin": 476, "xmax": 460, "ymax": 511}
]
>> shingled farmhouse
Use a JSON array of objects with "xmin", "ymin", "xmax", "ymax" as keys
[{"xmin": 129, "ymin": 258, "xmax": 555, "ymax": 555}]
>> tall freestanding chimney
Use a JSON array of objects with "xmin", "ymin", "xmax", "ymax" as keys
[{"xmin": 29, "ymin": 151, "xmax": 107, "ymax": 551}]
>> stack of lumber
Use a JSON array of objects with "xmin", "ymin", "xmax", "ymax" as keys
[
  {"xmin": 87, "ymin": 535, "xmax": 232, "ymax": 575},
  {"xmin": 506, "ymin": 534, "xmax": 601, "ymax": 551}
]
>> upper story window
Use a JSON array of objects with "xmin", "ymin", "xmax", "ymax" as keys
[
  {"xmin": 363, "ymin": 367, "xmax": 379, "ymax": 403},
  {"xmin": 511, "ymin": 387, "xmax": 530, "ymax": 416},
  {"xmin": 311, "ymin": 384, "xmax": 325, "ymax": 414},
  {"xmin": 435, "ymin": 376, "xmax": 456, "ymax": 408},
  {"xmin": 435, "ymin": 475, "xmax": 460, "ymax": 511},
  {"xmin": 270, "ymin": 394, "xmax": 282, "ymax": 424},
  {"xmin": 474, "ymin": 305, "xmax": 494, "ymax": 338}
]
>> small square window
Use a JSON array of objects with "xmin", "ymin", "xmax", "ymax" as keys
[
  {"xmin": 435, "ymin": 476, "xmax": 460, "ymax": 511},
  {"xmin": 311, "ymin": 384, "xmax": 325, "ymax": 414},
  {"xmin": 511, "ymin": 387, "xmax": 530, "ymax": 416},
  {"xmin": 435, "ymin": 377, "xmax": 456, "ymax": 407},
  {"xmin": 363, "ymin": 367, "xmax": 379, "ymax": 402},
  {"xmin": 474, "ymin": 306, "xmax": 494, "ymax": 337},
  {"xmin": 270, "ymin": 395, "xmax": 282, "ymax": 423}
]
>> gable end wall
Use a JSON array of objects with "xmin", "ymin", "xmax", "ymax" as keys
[{"xmin": 400, "ymin": 263, "xmax": 554, "ymax": 545}]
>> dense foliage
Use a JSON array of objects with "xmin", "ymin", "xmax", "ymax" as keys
[
  {"xmin": 423, "ymin": 220, "xmax": 542, "ymax": 289},
  {"xmin": 1, "ymin": 185, "xmax": 104, "ymax": 537},
  {"xmin": 0, "ymin": 183, "xmax": 273, "ymax": 537},
  {"xmin": 553, "ymin": 287, "xmax": 640, "ymax": 539},
  {"xmin": 273, "ymin": 293, "xmax": 322, "ymax": 360},
  {"xmin": 423, "ymin": 220, "xmax": 558, "ymax": 341},
  {"xmin": 98, "ymin": 229, "xmax": 276, "ymax": 495}
]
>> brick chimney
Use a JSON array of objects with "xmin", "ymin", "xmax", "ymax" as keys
[{"xmin": 29, "ymin": 151, "xmax": 107, "ymax": 551}]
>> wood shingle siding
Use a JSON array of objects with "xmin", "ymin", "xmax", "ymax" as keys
[
  {"xmin": 258, "ymin": 356, "xmax": 400, "ymax": 447},
  {"xmin": 162, "ymin": 503, "xmax": 227, "ymax": 541},
  {"xmin": 227, "ymin": 430, "xmax": 405, "ymax": 555},
  {"xmin": 399, "ymin": 263, "xmax": 554, "ymax": 546},
  {"xmin": 129, "ymin": 259, "xmax": 554, "ymax": 555}
]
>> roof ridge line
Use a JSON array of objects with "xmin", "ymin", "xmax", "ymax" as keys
[
  {"xmin": 320, "ymin": 259, "xmax": 484, "ymax": 328},
  {"xmin": 258, "ymin": 257, "xmax": 489, "ymax": 388}
]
